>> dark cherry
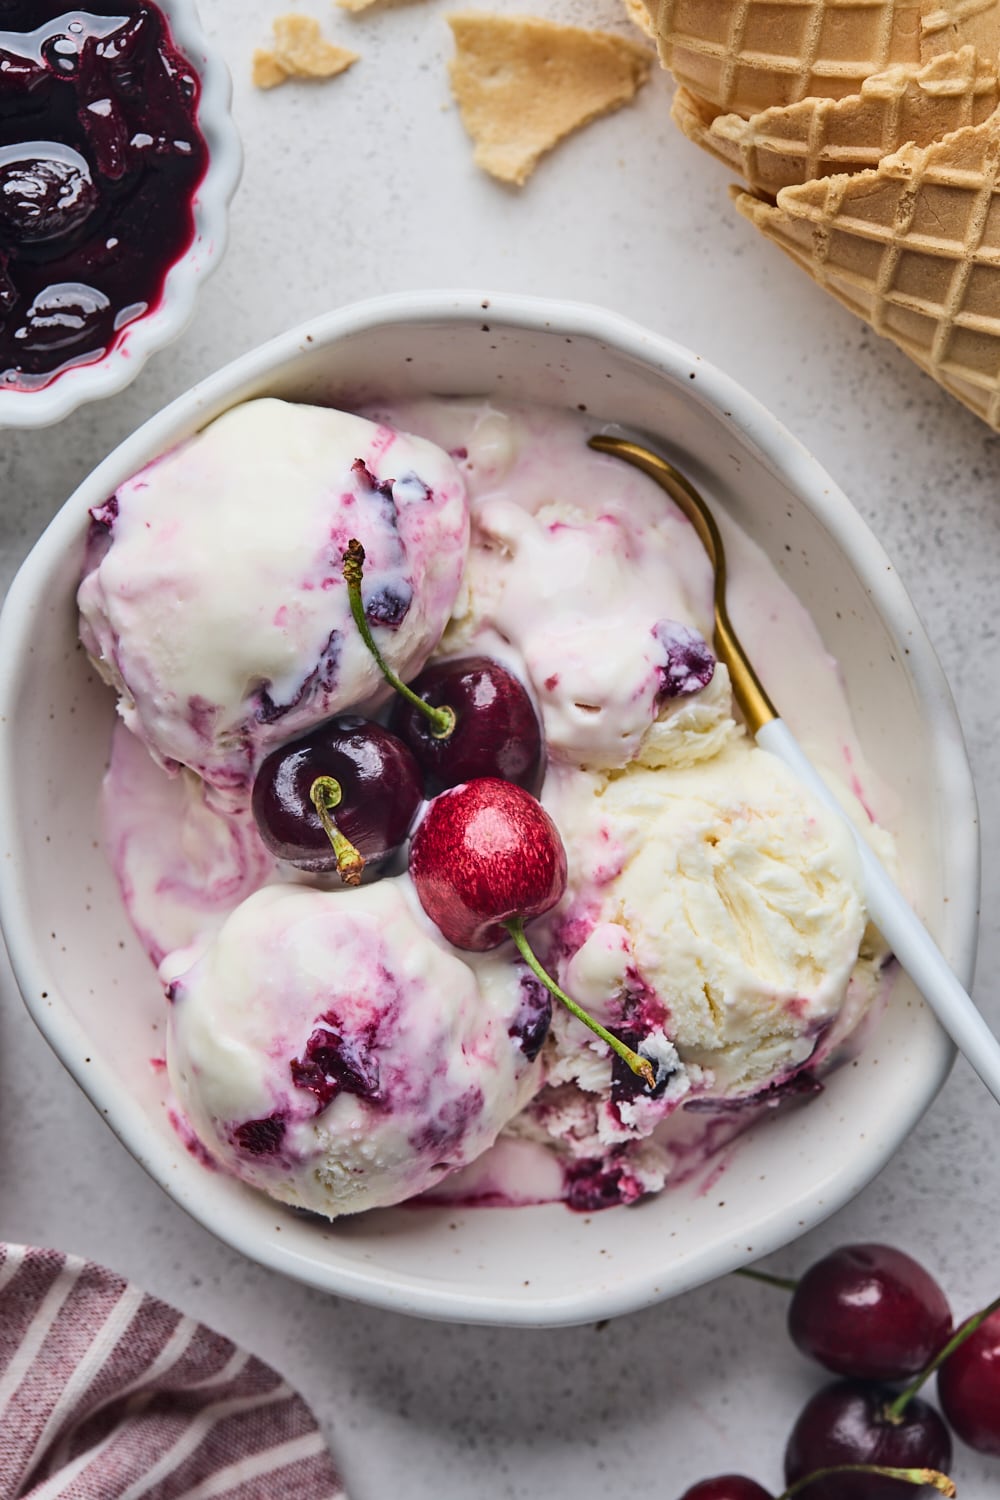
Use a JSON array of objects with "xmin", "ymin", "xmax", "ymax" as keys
[
  {"xmin": 0, "ymin": 3, "xmax": 208, "ymax": 388},
  {"xmin": 0, "ymin": 148, "xmax": 98, "ymax": 245},
  {"xmin": 788, "ymin": 1245, "xmax": 952, "ymax": 1381},
  {"xmin": 784, "ymin": 1383, "xmax": 951, "ymax": 1500},
  {"xmin": 389, "ymin": 655, "xmax": 543, "ymax": 794},
  {"xmin": 251, "ymin": 715, "xmax": 422, "ymax": 877},
  {"xmin": 937, "ymin": 1307, "xmax": 1000, "ymax": 1455},
  {"xmin": 678, "ymin": 1480, "xmax": 772, "ymax": 1500}
]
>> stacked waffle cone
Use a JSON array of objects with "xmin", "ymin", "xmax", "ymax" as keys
[{"xmin": 646, "ymin": 0, "xmax": 1000, "ymax": 426}]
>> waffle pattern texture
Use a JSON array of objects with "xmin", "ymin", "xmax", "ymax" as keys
[{"xmin": 650, "ymin": 0, "xmax": 1000, "ymax": 425}]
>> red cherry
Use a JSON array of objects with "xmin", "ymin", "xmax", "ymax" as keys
[
  {"xmin": 784, "ymin": 1383, "xmax": 951, "ymax": 1500},
  {"xmin": 408, "ymin": 778, "xmax": 565, "ymax": 952},
  {"xmin": 409, "ymin": 778, "xmax": 656, "ymax": 1087},
  {"xmin": 788, "ymin": 1245, "xmax": 952, "ymax": 1381},
  {"xmin": 678, "ymin": 1479, "xmax": 772, "ymax": 1500},
  {"xmin": 937, "ymin": 1307, "xmax": 1000, "ymax": 1455}
]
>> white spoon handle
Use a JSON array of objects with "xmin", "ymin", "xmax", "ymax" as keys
[{"xmin": 755, "ymin": 717, "xmax": 997, "ymax": 1102}]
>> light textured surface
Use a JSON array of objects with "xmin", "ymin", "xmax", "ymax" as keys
[{"xmin": 1, "ymin": 2, "xmax": 999, "ymax": 1496}]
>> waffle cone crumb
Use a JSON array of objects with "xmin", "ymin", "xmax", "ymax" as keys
[{"xmin": 447, "ymin": 12, "xmax": 654, "ymax": 186}]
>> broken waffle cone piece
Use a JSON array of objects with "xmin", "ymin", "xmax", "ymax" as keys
[
  {"xmin": 447, "ymin": 12, "xmax": 654, "ymax": 186},
  {"xmin": 253, "ymin": 14, "xmax": 359, "ymax": 88},
  {"xmin": 649, "ymin": 0, "xmax": 1000, "ymax": 117},
  {"xmin": 733, "ymin": 107, "xmax": 1000, "ymax": 427},
  {"xmin": 684, "ymin": 46, "xmax": 1000, "ymax": 195}
]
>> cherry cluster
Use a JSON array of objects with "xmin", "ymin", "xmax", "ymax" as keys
[
  {"xmin": 680, "ymin": 1242, "xmax": 1000, "ymax": 1500},
  {"xmin": 251, "ymin": 537, "xmax": 656, "ymax": 1087}
]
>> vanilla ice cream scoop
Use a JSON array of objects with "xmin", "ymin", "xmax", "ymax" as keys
[
  {"xmin": 164, "ymin": 879, "xmax": 546, "ymax": 1218},
  {"xmin": 391, "ymin": 399, "xmax": 723, "ymax": 771},
  {"xmin": 544, "ymin": 744, "xmax": 869, "ymax": 1101},
  {"xmin": 78, "ymin": 399, "xmax": 469, "ymax": 800}
]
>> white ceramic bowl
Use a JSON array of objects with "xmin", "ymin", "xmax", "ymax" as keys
[
  {"xmin": 0, "ymin": 0, "xmax": 241, "ymax": 429},
  {"xmin": 0, "ymin": 292, "xmax": 980, "ymax": 1326}
]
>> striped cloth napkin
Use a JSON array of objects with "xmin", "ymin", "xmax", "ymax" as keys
[{"xmin": 0, "ymin": 1244, "xmax": 347, "ymax": 1499}]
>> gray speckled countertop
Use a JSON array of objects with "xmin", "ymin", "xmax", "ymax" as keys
[{"xmin": 2, "ymin": 3, "xmax": 999, "ymax": 1496}]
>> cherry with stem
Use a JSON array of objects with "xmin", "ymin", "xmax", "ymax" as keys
[
  {"xmin": 407, "ymin": 777, "xmax": 655, "ymax": 1088},
  {"xmin": 251, "ymin": 714, "xmax": 423, "ymax": 881},
  {"xmin": 343, "ymin": 539, "xmax": 544, "ymax": 792}
]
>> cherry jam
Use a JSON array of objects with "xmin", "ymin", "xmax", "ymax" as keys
[{"xmin": 0, "ymin": 3, "xmax": 208, "ymax": 389}]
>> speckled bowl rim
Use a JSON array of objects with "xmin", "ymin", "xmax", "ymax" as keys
[
  {"xmin": 0, "ymin": 0, "xmax": 242, "ymax": 429},
  {"xmin": 0, "ymin": 290, "xmax": 981, "ymax": 1324}
]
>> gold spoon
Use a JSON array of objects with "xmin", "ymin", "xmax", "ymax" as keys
[{"xmin": 590, "ymin": 433, "xmax": 1000, "ymax": 1105}]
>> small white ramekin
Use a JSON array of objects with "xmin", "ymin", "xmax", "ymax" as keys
[{"xmin": 0, "ymin": 0, "xmax": 241, "ymax": 429}]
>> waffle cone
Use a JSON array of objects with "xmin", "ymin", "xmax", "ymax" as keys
[
  {"xmin": 650, "ymin": 0, "xmax": 1000, "ymax": 116},
  {"xmin": 733, "ymin": 109, "xmax": 1000, "ymax": 426},
  {"xmin": 686, "ymin": 47, "xmax": 1000, "ymax": 193}
]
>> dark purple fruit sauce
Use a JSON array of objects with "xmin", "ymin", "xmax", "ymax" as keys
[{"xmin": 0, "ymin": 2, "xmax": 208, "ymax": 389}]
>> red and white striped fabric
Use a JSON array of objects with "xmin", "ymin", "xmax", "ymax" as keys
[{"xmin": 0, "ymin": 1245, "xmax": 347, "ymax": 1499}]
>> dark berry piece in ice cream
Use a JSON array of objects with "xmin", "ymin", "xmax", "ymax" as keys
[
  {"xmin": 610, "ymin": 1030, "xmax": 674, "ymax": 1105},
  {"xmin": 290, "ymin": 1019, "xmax": 381, "ymax": 1109},
  {"xmin": 232, "ymin": 1114, "xmax": 287, "ymax": 1157},
  {"xmin": 363, "ymin": 582, "xmax": 412, "ymax": 628},
  {"xmin": 653, "ymin": 620, "xmax": 716, "ymax": 697},
  {"xmin": 507, "ymin": 973, "xmax": 552, "ymax": 1061}
]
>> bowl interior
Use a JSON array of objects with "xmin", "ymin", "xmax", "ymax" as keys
[{"xmin": 0, "ymin": 298, "xmax": 976, "ymax": 1324}]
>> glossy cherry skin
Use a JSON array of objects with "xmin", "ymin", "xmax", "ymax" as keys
[
  {"xmin": 408, "ymin": 778, "xmax": 566, "ymax": 951},
  {"xmin": 788, "ymin": 1244, "xmax": 952, "ymax": 1381},
  {"xmin": 678, "ymin": 1478, "xmax": 772, "ymax": 1499},
  {"xmin": 389, "ymin": 655, "xmax": 543, "ymax": 794},
  {"xmin": 938, "ymin": 1307, "xmax": 1000, "ymax": 1455},
  {"xmin": 784, "ymin": 1383, "xmax": 951, "ymax": 1500},
  {"xmin": 251, "ymin": 715, "xmax": 422, "ymax": 875}
]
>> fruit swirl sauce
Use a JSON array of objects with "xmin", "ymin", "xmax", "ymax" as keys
[{"xmin": 0, "ymin": 2, "xmax": 208, "ymax": 390}]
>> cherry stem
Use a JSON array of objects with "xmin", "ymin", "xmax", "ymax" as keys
[
  {"xmin": 504, "ymin": 916, "xmax": 655, "ymax": 1088},
  {"xmin": 779, "ymin": 1464, "xmax": 955, "ymax": 1498},
  {"xmin": 309, "ymin": 776, "xmax": 364, "ymax": 886},
  {"xmin": 886, "ymin": 1289, "xmax": 1000, "ymax": 1422},
  {"xmin": 734, "ymin": 1267, "xmax": 799, "ymax": 1293},
  {"xmin": 343, "ymin": 539, "xmax": 456, "ymax": 740}
]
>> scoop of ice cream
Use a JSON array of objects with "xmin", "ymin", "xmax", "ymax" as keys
[
  {"xmin": 540, "ymin": 742, "xmax": 871, "ymax": 1119},
  {"xmin": 78, "ymin": 399, "xmax": 469, "ymax": 801},
  {"xmin": 433, "ymin": 402, "xmax": 721, "ymax": 770},
  {"xmin": 164, "ymin": 879, "xmax": 544, "ymax": 1218}
]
